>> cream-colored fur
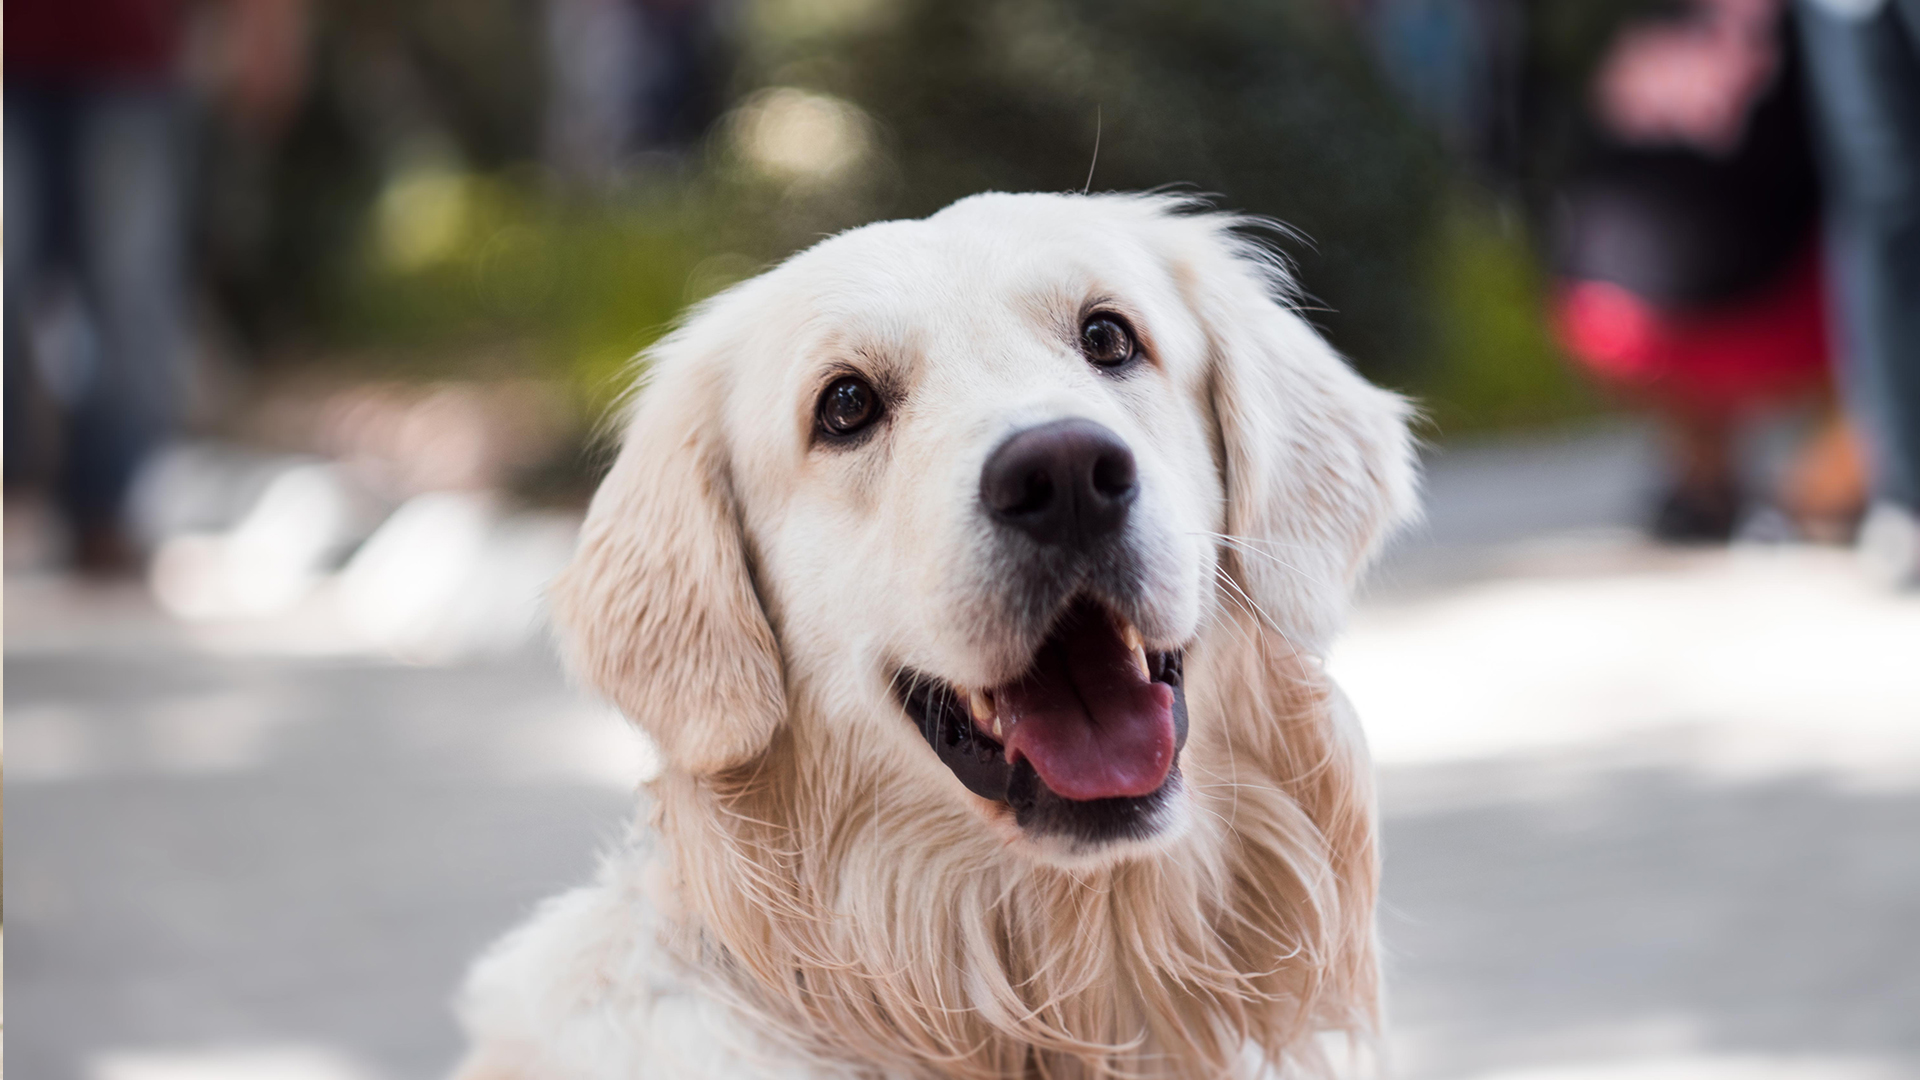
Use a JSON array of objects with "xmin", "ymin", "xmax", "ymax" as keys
[{"xmin": 454, "ymin": 193, "xmax": 1418, "ymax": 1080}]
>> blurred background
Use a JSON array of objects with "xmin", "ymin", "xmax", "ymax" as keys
[{"xmin": 5, "ymin": 0, "xmax": 1918, "ymax": 1077}]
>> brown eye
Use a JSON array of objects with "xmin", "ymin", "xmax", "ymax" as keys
[
  {"xmin": 817, "ymin": 375, "xmax": 881, "ymax": 436},
  {"xmin": 1080, "ymin": 315, "xmax": 1135, "ymax": 367}
]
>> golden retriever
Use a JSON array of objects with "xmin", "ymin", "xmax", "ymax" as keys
[{"xmin": 454, "ymin": 192, "xmax": 1418, "ymax": 1079}]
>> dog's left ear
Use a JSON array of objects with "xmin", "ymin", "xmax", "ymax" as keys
[
  {"xmin": 549, "ymin": 348, "xmax": 786, "ymax": 775},
  {"xmin": 1164, "ymin": 211, "xmax": 1419, "ymax": 650}
]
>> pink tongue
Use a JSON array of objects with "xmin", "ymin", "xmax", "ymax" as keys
[{"xmin": 991, "ymin": 604, "xmax": 1176, "ymax": 801}]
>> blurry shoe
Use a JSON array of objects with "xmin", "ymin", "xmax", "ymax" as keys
[
  {"xmin": 1779, "ymin": 413, "xmax": 1868, "ymax": 544},
  {"xmin": 73, "ymin": 520, "xmax": 142, "ymax": 579},
  {"xmin": 1652, "ymin": 479, "xmax": 1743, "ymax": 543},
  {"xmin": 1857, "ymin": 501, "xmax": 1920, "ymax": 590}
]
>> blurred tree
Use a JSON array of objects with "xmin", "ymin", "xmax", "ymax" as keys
[
  {"xmin": 201, "ymin": 0, "xmax": 1661, "ymax": 442},
  {"xmin": 729, "ymin": 0, "xmax": 1449, "ymax": 379},
  {"xmin": 202, "ymin": 0, "xmax": 546, "ymax": 346}
]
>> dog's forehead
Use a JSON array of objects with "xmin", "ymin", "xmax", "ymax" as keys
[
  {"xmin": 785, "ymin": 201, "xmax": 1169, "ymax": 333},
  {"xmin": 714, "ymin": 195, "xmax": 1212, "ymax": 448}
]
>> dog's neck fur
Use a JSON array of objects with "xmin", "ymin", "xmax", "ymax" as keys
[{"xmin": 645, "ymin": 614, "xmax": 1380, "ymax": 1080}]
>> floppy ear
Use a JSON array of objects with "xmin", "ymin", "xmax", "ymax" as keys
[
  {"xmin": 549, "ymin": 349, "xmax": 785, "ymax": 775},
  {"xmin": 1168, "ymin": 213, "xmax": 1419, "ymax": 651}
]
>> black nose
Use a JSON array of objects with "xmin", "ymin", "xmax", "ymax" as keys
[{"xmin": 980, "ymin": 419, "xmax": 1138, "ymax": 547}]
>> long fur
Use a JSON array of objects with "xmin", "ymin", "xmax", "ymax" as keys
[
  {"xmin": 654, "ymin": 637, "xmax": 1377, "ymax": 1079},
  {"xmin": 454, "ymin": 193, "xmax": 1417, "ymax": 1080}
]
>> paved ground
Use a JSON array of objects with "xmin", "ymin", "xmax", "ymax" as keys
[{"xmin": 8, "ymin": 423, "xmax": 1919, "ymax": 1080}]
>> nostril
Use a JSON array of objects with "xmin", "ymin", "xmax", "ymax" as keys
[
  {"xmin": 982, "ymin": 454, "xmax": 1058, "ymax": 519},
  {"xmin": 981, "ymin": 418, "xmax": 1135, "ymax": 546},
  {"xmin": 1010, "ymin": 469, "xmax": 1054, "ymax": 515},
  {"xmin": 1090, "ymin": 450, "xmax": 1136, "ymax": 500}
]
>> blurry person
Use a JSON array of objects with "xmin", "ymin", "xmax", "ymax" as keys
[
  {"xmin": 4, "ymin": 0, "xmax": 306, "ymax": 574},
  {"xmin": 1359, "ymin": 0, "xmax": 1526, "ymax": 186},
  {"xmin": 7, "ymin": 0, "xmax": 192, "ymax": 573},
  {"xmin": 545, "ymin": 0, "xmax": 648, "ymax": 182},
  {"xmin": 544, "ymin": 0, "xmax": 728, "ymax": 184},
  {"xmin": 1551, "ymin": 0, "xmax": 1865, "ymax": 542},
  {"xmin": 1796, "ymin": 0, "xmax": 1920, "ymax": 586}
]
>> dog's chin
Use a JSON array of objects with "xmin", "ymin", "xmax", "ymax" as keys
[
  {"xmin": 982, "ymin": 769, "xmax": 1196, "ymax": 868},
  {"xmin": 894, "ymin": 595, "xmax": 1192, "ymax": 861}
]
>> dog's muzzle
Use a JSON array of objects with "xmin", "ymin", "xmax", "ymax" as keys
[
  {"xmin": 893, "ymin": 419, "xmax": 1192, "ymax": 848},
  {"xmin": 895, "ymin": 596, "xmax": 1189, "ymax": 847}
]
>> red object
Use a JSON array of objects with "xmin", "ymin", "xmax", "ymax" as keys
[
  {"xmin": 1555, "ymin": 245, "xmax": 1830, "ymax": 412},
  {"xmin": 6, "ymin": 0, "xmax": 185, "ymax": 84}
]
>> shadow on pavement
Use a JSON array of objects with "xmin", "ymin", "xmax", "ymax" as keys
[{"xmin": 1381, "ymin": 759, "xmax": 1920, "ymax": 1078}]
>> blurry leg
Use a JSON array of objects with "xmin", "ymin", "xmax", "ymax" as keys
[
  {"xmin": 5, "ymin": 91, "xmax": 58, "ymax": 491},
  {"xmin": 1652, "ymin": 408, "xmax": 1744, "ymax": 542},
  {"xmin": 66, "ymin": 90, "xmax": 189, "ymax": 572},
  {"xmin": 1798, "ymin": 0, "xmax": 1920, "ymax": 519},
  {"xmin": 1780, "ymin": 405, "xmax": 1869, "ymax": 541}
]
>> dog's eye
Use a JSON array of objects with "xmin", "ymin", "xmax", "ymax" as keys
[
  {"xmin": 1080, "ymin": 315, "xmax": 1136, "ymax": 368},
  {"xmin": 817, "ymin": 375, "xmax": 881, "ymax": 436}
]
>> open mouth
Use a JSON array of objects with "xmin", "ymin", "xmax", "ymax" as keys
[{"xmin": 895, "ymin": 597, "xmax": 1189, "ymax": 844}]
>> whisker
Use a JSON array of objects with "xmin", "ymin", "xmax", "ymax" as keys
[
  {"xmin": 1190, "ymin": 531, "xmax": 1337, "ymax": 593},
  {"xmin": 1211, "ymin": 563, "xmax": 1310, "ymax": 677}
]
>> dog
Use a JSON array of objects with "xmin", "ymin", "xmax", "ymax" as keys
[{"xmin": 453, "ymin": 192, "xmax": 1418, "ymax": 1079}]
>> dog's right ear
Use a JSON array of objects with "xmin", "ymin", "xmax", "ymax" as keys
[
  {"xmin": 549, "ymin": 351, "xmax": 785, "ymax": 776},
  {"xmin": 1149, "ymin": 204, "xmax": 1418, "ymax": 652}
]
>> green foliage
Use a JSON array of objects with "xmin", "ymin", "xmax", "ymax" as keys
[
  {"xmin": 739, "ymin": 0, "xmax": 1449, "ymax": 379},
  {"xmin": 331, "ymin": 171, "xmax": 730, "ymax": 411},
  {"xmin": 1414, "ymin": 195, "xmax": 1601, "ymax": 436},
  {"xmin": 261, "ymin": 0, "xmax": 1634, "ymax": 439}
]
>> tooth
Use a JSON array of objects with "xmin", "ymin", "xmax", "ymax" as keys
[
  {"xmin": 969, "ymin": 689, "xmax": 995, "ymax": 725},
  {"xmin": 969, "ymin": 689, "xmax": 1004, "ymax": 738},
  {"xmin": 1120, "ymin": 622, "xmax": 1150, "ymax": 678}
]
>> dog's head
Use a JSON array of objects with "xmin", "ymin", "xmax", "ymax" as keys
[{"xmin": 554, "ymin": 192, "xmax": 1415, "ymax": 864}]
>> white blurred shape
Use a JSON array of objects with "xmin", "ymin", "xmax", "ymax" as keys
[
  {"xmin": 224, "ymin": 464, "xmax": 358, "ymax": 612},
  {"xmin": 1468, "ymin": 1054, "xmax": 1905, "ymax": 1080},
  {"xmin": 151, "ymin": 463, "xmax": 372, "ymax": 620},
  {"xmin": 436, "ymin": 510, "xmax": 580, "ymax": 657},
  {"xmin": 129, "ymin": 442, "xmax": 291, "ymax": 546},
  {"xmin": 733, "ymin": 87, "xmax": 873, "ymax": 181},
  {"xmin": 335, "ymin": 491, "xmax": 497, "ymax": 659},
  {"xmin": 150, "ymin": 534, "xmax": 230, "ymax": 620},
  {"xmin": 1857, "ymin": 500, "xmax": 1920, "ymax": 590},
  {"xmin": 1335, "ymin": 546, "xmax": 1920, "ymax": 784},
  {"xmin": 89, "ymin": 1045, "xmax": 379, "ymax": 1080}
]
